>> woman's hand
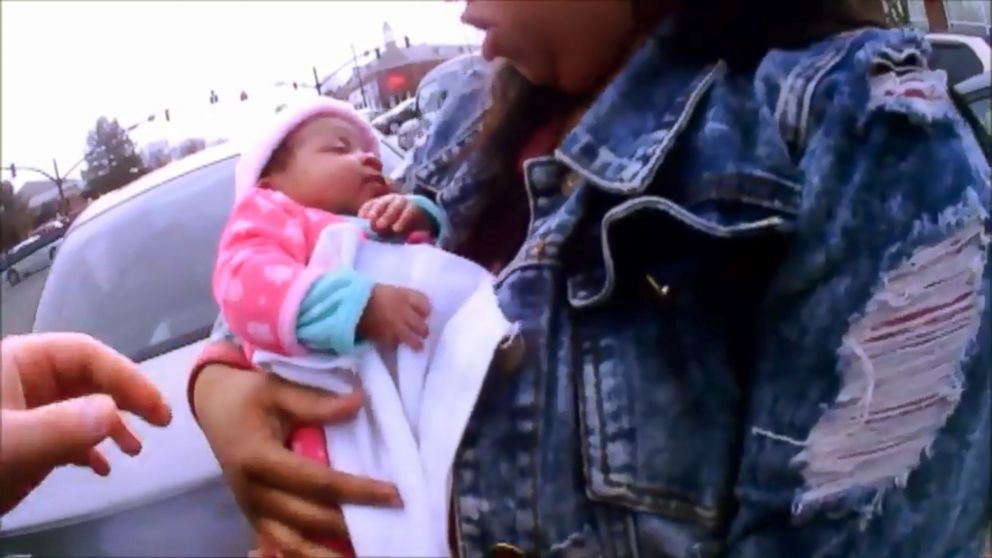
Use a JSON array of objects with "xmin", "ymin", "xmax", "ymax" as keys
[
  {"xmin": 0, "ymin": 333, "xmax": 172, "ymax": 514},
  {"xmin": 193, "ymin": 364, "xmax": 402, "ymax": 558}
]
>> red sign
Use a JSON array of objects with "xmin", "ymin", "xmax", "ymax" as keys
[{"xmin": 385, "ymin": 72, "xmax": 407, "ymax": 92}]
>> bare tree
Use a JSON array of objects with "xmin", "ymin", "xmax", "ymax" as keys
[
  {"xmin": 143, "ymin": 143, "xmax": 173, "ymax": 171},
  {"xmin": 173, "ymin": 138, "xmax": 207, "ymax": 160},
  {"xmin": 0, "ymin": 181, "xmax": 32, "ymax": 251},
  {"xmin": 82, "ymin": 116, "xmax": 148, "ymax": 199}
]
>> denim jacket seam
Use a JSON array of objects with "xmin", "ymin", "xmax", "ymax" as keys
[
  {"xmin": 774, "ymin": 29, "xmax": 868, "ymax": 159},
  {"xmin": 568, "ymin": 196, "xmax": 793, "ymax": 308},
  {"xmin": 409, "ymin": 109, "xmax": 486, "ymax": 192},
  {"xmin": 575, "ymin": 319, "xmax": 725, "ymax": 528},
  {"xmin": 555, "ymin": 62, "xmax": 726, "ymax": 195}
]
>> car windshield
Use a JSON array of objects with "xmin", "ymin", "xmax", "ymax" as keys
[
  {"xmin": 34, "ymin": 157, "xmax": 238, "ymax": 361},
  {"xmin": 33, "ymin": 139, "xmax": 403, "ymax": 362}
]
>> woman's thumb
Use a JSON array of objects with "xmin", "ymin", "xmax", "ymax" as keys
[{"xmin": 1, "ymin": 394, "xmax": 117, "ymax": 469}]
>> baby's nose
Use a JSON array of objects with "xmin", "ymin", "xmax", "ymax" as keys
[{"xmin": 361, "ymin": 153, "xmax": 383, "ymax": 173}]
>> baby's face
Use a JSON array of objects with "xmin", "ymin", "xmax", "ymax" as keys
[{"xmin": 270, "ymin": 115, "xmax": 390, "ymax": 214}]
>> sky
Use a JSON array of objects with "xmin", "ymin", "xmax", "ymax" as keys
[{"xmin": 1, "ymin": 0, "xmax": 480, "ymax": 188}]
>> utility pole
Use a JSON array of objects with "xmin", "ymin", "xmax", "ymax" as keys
[
  {"xmin": 312, "ymin": 66, "xmax": 323, "ymax": 97},
  {"xmin": 51, "ymin": 158, "xmax": 67, "ymax": 216},
  {"xmin": 350, "ymin": 44, "xmax": 369, "ymax": 108},
  {"xmin": 2, "ymin": 113, "xmax": 155, "ymax": 218}
]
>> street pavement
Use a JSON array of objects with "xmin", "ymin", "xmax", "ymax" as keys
[{"xmin": 1, "ymin": 268, "xmax": 48, "ymax": 336}]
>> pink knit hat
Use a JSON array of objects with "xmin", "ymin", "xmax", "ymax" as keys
[{"xmin": 234, "ymin": 97, "xmax": 379, "ymax": 200}]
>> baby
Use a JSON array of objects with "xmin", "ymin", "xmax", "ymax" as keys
[
  {"xmin": 214, "ymin": 98, "xmax": 446, "ymax": 360},
  {"xmin": 213, "ymin": 98, "xmax": 447, "ymax": 555}
]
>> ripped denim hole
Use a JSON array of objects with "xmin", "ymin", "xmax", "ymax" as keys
[{"xmin": 759, "ymin": 219, "xmax": 988, "ymax": 519}]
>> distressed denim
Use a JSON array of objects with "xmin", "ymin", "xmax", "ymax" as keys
[{"xmin": 397, "ymin": 25, "xmax": 992, "ymax": 558}]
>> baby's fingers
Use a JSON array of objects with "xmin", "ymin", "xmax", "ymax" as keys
[
  {"xmin": 398, "ymin": 325, "xmax": 426, "ymax": 352},
  {"xmin": 405, "ymin": 291, "xmax": 431, "ymax": 319},
  {"xmin": 406, "ymin": 313, "xmax": 429, "ymax": 340},
  {"xmin": 392, "ymin": 203, "xmax": 420, "ymax": 233},
  {"xmin": 358, "ymin": 198, "xmax": 385, "ymax": 220}
]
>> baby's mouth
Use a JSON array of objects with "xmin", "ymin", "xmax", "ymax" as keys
[{"xmin": 362, "ymin": 174, "xmax": 390, "ymax": 195}]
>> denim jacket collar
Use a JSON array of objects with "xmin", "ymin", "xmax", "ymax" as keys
[{"xmin": 556, "ymin": 25, "xmax": 724, "ymax": 195}]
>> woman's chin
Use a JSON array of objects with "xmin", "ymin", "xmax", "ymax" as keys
[{"xmin": 510, "ymin": 63, "xmax": 556, "ymax": 89}]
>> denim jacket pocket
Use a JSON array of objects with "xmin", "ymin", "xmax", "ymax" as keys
[
  {"xmin": 565, "ymin": 171, "xmax": 801, "ymax": 535},
  {"xmin": 571, "ymin": 295, "xmax": 740, "ymax": 532}
]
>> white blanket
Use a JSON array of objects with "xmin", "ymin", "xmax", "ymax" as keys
[{"xmin": 254, "ymin": 223, "xmax": 513, "ymax": 557}]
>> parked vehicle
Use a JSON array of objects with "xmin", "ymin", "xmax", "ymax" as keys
[
  {"xmin": 356, "ymin": 107, "xmax": 382, "ymax": 122},
  {"xmin": 370, "ymin": 97, "xmax": 417, "ymax": 135},
  {"xmin": 956, "ymin": 71, "xmax": 991, "ymax": 135},
  {"xmin": 1, "ymin": 222, "xmax": 66, "ymax": 286},
  {"xmin": 0, "ymin": 131, "xmax": 407, "ymax": 556},
  {"xmin": 928, "ymin": 33, "xmax": 992, "ymax": 86},
  {"xmin": 397, "ymin": 114, "xmax": 430, "ymax": 151}
]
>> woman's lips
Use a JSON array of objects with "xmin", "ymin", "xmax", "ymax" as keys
[
  {"xmin": 481, "ymin": 32, "xmax": 497, "ymax": 61},
  {"xmin": 462, "ymin": 11, "xmax": 499, "ymax": 61}
]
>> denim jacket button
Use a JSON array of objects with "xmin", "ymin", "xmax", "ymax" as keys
[
  {"xmin": 495, "ymin": 333, "xmax": 526, "ymax": 375},
  {"xmin": 531, "ymin": 239, "xmax": 547, "ymax": 259},
  {"xmin": 562, "ymin": 172, "xmax": 582, "ymax": 195},
  {"xmin": 645, "ymin": 274, "xmax": 671, "ymax": 297},
  {"xmin": 489, "ymin": 542, "xmax": 526, "ymax": 557}
]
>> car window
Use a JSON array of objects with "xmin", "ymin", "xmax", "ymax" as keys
[
  {"xmin": 969, "ymin": 96, "xmax": 991, "ymax": 135},
  {"xmin": 930, "ymin": 43, "xmax": 985, "ymax": 86},
  {"xmin": 33, "ymin": 141, "xmax": 403, "ymax": 362},
  {"xmin": 33, "ymin": 157, "xmax": 238, "ymax": 361},
  {"xmin": 6, "ymin": 236, "xmax": 47, "ymax": 265}
]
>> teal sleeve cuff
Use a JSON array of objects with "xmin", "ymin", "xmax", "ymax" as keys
[
  {"xmin": 295, "ymin": 270, "xmax": 374, "ymax": 354},
  {"xmin": 407, "ymin": 194, "xmax": 449, "ymax": 241}
]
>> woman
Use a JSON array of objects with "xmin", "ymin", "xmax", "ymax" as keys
[{"xmin": 190, "ymin": 1, "xmax": 992, "ymax": 556}]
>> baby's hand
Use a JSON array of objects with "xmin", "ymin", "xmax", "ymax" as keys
[
  {"xmin": 358, "ymin": 194, "xmax": 432, "ymax": 237},
  {"xmin": 357, "ymin": 284, "xmax": 431, "ymax": 351}
]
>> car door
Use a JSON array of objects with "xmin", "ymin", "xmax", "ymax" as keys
[{"xmin": 2, "ymin": 138, "xmax": 407, "ymax": 556}]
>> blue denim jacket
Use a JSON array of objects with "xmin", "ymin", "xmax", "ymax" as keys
[{"xmin": 398, "ymin": 25, "xmax": 991, "ymax": 558}]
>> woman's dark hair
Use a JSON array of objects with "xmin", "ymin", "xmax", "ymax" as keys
[{"xmin": 454, "ymin": 0, "xmax": 883, "ymax": 267}]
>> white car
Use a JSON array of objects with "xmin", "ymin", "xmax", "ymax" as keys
[
  {"xmin": 956, "ymin": 71, "xmax": 991, "ymax": 136},
  {"xmin": 927, "ymin": 32, "xmax": 992, "ymax": 86},
  {"xmin": 396, "ymin": 114, "xmax": 431, "ymax": 151},
  {"xmin": 0, "ymin": 132, "xmax": 407, "ymax": 556},
  {"xmin": 370, "ymin": 97, "xmax": 417, "ymax": 135},
  {"xmin": 2, "ymin": 224, "xmax": 65, "ymax": 286}
]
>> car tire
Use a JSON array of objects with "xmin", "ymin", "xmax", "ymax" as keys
[{"xmin": 7, "ymin": 269, "xmax": 20, "ymax": 286}]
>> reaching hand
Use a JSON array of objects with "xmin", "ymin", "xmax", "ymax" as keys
[{"xmin": 0, "ymin": 333, "xmax": 172, "ymax": 514}]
